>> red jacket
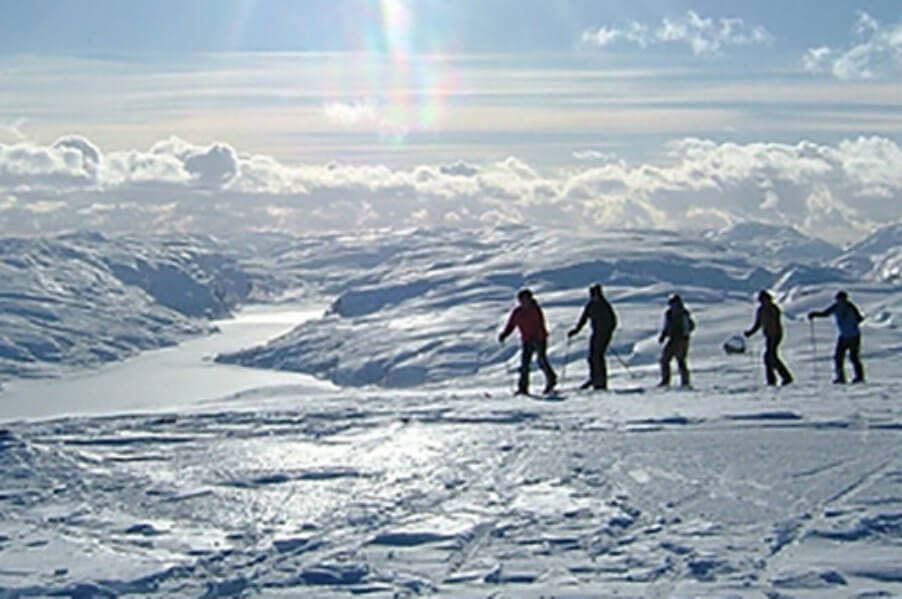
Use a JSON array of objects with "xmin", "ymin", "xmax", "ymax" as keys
[{"xmin": 501, "ymin": 300, "xmax": 549, "ymax": 342}]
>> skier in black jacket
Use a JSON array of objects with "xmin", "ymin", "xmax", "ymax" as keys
[
  {"xmin": 745, "ymin": 290, "xmax": 793, "ymax": 386},
  {"xmin": 658, "ymin": 294, "xmax": 694, "ymax": 387},
  {"xmin": 568, "ymin": 284, "xmax": 617, "ymax": 390}
]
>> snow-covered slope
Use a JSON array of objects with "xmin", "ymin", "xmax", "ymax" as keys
[
  {"xmin": 217, "ymin": 225, "xmax": 894, "ymax": 390},
  {"xmin": 0, "ymin": 232, "xmax": 253, "ymax": 383},
  {"xmin": 705, "ymin": 221, "xmax": 843, "ymax": 265},
  {"xmin": 834, "ymin": 222, "xmax": 902, "ymax": 282},
  {"xmin": 3, "ymin": 223, "xmax": 896, "ymax": 391},
  {"xmin": 2, "ymin": 377, "xmax": 902, "ymax": 597},
  {"xmin": 845, "ymin": 222, "xmax": 902, "ymax": 256},
  {"xmin": 1, "ymin": 224, "xmax": 902, "ymax": 598}
]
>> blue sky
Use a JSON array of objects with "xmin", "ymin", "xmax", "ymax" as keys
[
  {"xmin": 0, "ymin": 1, "xmax": 900, "ymax": 239},
  {"xmin": 0, "ymin": 1, "xmax": 897, "ymax": 54}
]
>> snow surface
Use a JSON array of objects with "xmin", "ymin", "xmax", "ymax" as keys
[
  {"xmin": 0, "ymin": 232, "xmax": 261, "ymax": 387},
  {"xmin": 0, "ymin": 305, "xmax": 335, "ymax": 421},
  {"xmin": 1, "ymin": 223, "xmax": 901, "ymax": 597},
  {"xmin": 216, "ymin": 224, "xmax": 901, "ymax": 391}
]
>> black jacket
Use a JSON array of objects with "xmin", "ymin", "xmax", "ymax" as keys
[
  {"xmin": 573, "ymin": 297, "xmax": 617, "ymax": 337},
  {"xmin": 747, "ymin": 301, "xmax": 782, "ymax": 339},
  {"xmin": 661, "ymin": 305, "xmax": 694, "ymax": 341}
]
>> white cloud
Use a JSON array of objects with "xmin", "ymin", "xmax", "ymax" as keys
[
  {"xmin": 150, "ymin": 137, "xmax": 239, "ymax": 187},
  {"xmin": 802, "ymin": 46, "xmax": 834, "ymax": 73},
  {"xmin": 101, "ymin": 148, "xmax": 191, "ymax": 186},
  {"xmin": 581, "ymin": 26, "xmax": 621, "ymax": 47},
  {"xmin": 804, "ymin": 11, "xmax": 902, "ymax": 79},
  {"xmin": 0, "ymin": 136, "xmax": 247, "ymax": 191},
  {"xmin": 323, "ymin": 99, "xmax": 380, "ymax": 126},
  {"xmin": 322, "ymin": 98, "xmax": 413, "ymax": 142},
  {"xmin": 685, "ymin": 206, "xmax": 738, "ymax": 229},
  {"xmin": 0, "ymin": 194, "xmax": 17, "ymax": 211},
  {"xmin": 856, "ymin": 11, "xmax": 880, "ymax": 36},
  {"xmin": 0, "ymin": 134, "xmax": 900, "ymax": 242},
  {"xmin": 760, "ymin": 190, "xmax": 780, "ymax": 210},
  {"xmin": 23, "ymin": 200, "xmax": 66, "ymax": 214},
  {"xmin": 582, "ymin": 10, "xmax": 771, "ymax": 55},
  {"xmin": 0, "ymin": 138, "xmax": 97, "ymax": 187},
  {"xmin": 802, "ymin": 184, "xmax": 868, "ymax": 241},
  {"xmin": 832, "ymin": 136, "xmax": 902, "ymax": 187},
  {"xmin": 572, "ymin": 149, "xmax": 617, "ymax": 162},
  {"xmin": 53, "ymin": 135, "xmax": 103, "ymax": 177}
]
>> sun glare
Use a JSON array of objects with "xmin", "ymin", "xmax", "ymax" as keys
[{"xmin": 372, "ymin": 0, "xmax": 448, "ymax": 142}]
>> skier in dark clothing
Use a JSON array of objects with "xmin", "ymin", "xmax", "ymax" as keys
[
  {"xmin": 499, "ymin": 288, "xmax": 557, "ymax": 394},
  {"xmin": 658, "ymin": 294, "xmax": 694, "ymax": 387},
  {"xmin": 745, "ymin": 290, "xmax": 793, "ymax": 386},
  {"xmin": 568, "ymin": 284, "xmax": 617, "ymax": 390},
  {"xmin": 808, "ymin": 290, "xmax": 865, "ymax": 384}
]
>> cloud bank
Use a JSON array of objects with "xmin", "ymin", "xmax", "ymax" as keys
[
  {"xmin": 804, "ymin": 11, "xmax": 902, "ymax": 79},
  {"xmin": 582, "ymin": 10, "xmax": 771, "ymax": 55},
  {"xmin": 0, "ymin": 134, "xmax": 900, "ymax": 243}
]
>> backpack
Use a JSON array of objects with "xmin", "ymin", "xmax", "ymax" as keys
[{"xmin": 681, "ymin": 311, "xmax": 695, "ymax": 337}]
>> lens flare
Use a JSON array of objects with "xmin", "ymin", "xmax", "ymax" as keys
[
  {"xmin": 374, "ymin": 0, "xmax": 448, "ymax": 145},
  {"xmin": 226, "ymin": 0, "xmax": 452, "ymax": 148},
  {"xmin": 380, "ymin": 0, "xmax": 413, "ymax": 56}
]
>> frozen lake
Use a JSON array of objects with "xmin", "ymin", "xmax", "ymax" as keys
[{"xmin": 0, "ymin": 304, "xmax": 336, "ymax": 422}]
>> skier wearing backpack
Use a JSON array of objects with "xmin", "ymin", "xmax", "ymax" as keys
[
  {"xmin": 658, "ymin": 294, "xmax": 693, "ymax": 387},
  {"xmin": 499, "ymin": 288, "xmax": 557, "ymax": 394},
  {"xmin": 808, "ymin": 290, "xmax": 865, "ymax": 384},
  {"xmin": 744, "ymin": 290, "xmax": 793, "ymax": 386},
  {"xmin": 568, "ymin": 284, "xmax": 617, "ymax": 390}
]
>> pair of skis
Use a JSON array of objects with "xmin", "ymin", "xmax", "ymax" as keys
[{"xmin": 512, "ymin": 385, "xmax": 647, "ymax": 400}]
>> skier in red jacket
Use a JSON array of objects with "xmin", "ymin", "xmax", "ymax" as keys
[{"xmin": 499, "ymin": 288, "xmax": 557, "ymax": 394}]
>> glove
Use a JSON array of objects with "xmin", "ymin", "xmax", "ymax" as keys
[
  {"xmin": 498, "ymin": 333, "xmax": 505, "ymax": 344},
  {"xmin": 743, "ymin": 330, "xmax": 751, "ymax": 338},
  {"xmin": 567, "ymin": 328, "xmax": 577, "ymax": 338},
  {"xmin": 807, "ymin": 311, "xmax": 816, "ymax": 320},
  {"xmin": 658, "ymin": 334, "xmax": 665, "ymax": 344}
]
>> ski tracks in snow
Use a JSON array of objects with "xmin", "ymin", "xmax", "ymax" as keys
[{"xmin": 1, "ymin": 384, "xmax": 901, "ymax": 596}]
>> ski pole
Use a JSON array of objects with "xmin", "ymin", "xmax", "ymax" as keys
[
  {"xmin": 560, "ymin": 335, "xmax": 570, "ymax": 387},
  {"xmin": 609, "ymin": 345, "xmax": 637, "ymax": 379},
  {"xmin": 809, "ymin": 319, "xmax": 818, "ymax": 382},
  {"xmin": 747, "ymin": 337, "xmax": 758, "ymax": 389}
]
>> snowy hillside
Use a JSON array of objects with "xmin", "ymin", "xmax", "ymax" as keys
[
  {"xmin": 837, "ymin": 223, "xmax": 902, "ymax": 283},
  {"xmin": 0, "ymin": 232, "xmax": 254, "ymax": 384},
  {"xmin": 217, "ymin": 224, "xmax": 901, "ymax": 391},
  {"xmin": 2, "ymin": 364, "xmax": 902, "ymax": 597},
  {"xmin": 0, "ymin": 223, "xmax": 901, "ymax": 597},
  {"xmin": 704, "ymin": 221, "xmax": 843, "ymax": 266},
  {"xmin": 3, "ymin": 222, "xmax": 898, "ymax": 392}
]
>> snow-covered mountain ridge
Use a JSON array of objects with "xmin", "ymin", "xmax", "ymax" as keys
[
  {"xmin": 1, "ymin": 221, "xmax": 900, "ymax": 389},
  {"xmin": 0, "ymin": 232, "xmax": 252, "ymax": 383},
  {"xmin": 217, "ymin": 223, "xmax": 902, "ymax": 389}
]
